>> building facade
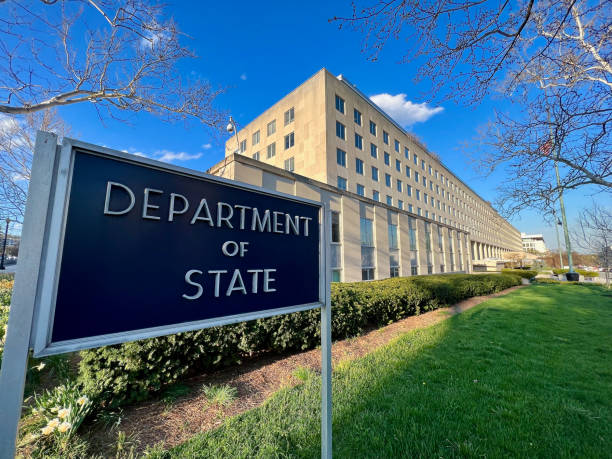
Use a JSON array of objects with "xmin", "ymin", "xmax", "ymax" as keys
[
  {"xmin": 521, "ymin": 233, "xmax": 547, "ymax": 254},
  {"xmin": 215, "ymin": 69, "xmax": 522, "ymax": 282}
]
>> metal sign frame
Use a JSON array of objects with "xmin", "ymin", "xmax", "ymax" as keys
[{"xmin": 0, "ymin": 132, "xmax": 333, "ymax": 458}]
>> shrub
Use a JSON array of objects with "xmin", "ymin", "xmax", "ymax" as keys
[
  {"xmin": 552, "ymin": 268, "xmax": 599, "ymax": 277},
  {"xmin": 77, "ymin": 274, "xmax": 521, "ymax": 408},
  {"xmin": 501, "ymin": 269, "xmax": 537, "ymax": 279}
]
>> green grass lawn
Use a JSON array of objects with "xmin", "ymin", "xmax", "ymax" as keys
[{"xmin": 160, "ymin": 284, "xmax": 612, "ymax": 458}]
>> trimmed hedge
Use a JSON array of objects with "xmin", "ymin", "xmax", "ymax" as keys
[
  {"xmin": 501, "ymin": 269, "xmax": 537, "ymax": 279},
  {"xmin": 78, "ymin": 274, "xmax": 521, "ymax": 407},
  {"xmin": 552, "ymin": 268, "xmax": 599, "ymax": 277}
]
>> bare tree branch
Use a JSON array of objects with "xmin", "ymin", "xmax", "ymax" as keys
[{"xmin": 0, "ymin": 0, "xmax": 225, "ymax": 126}]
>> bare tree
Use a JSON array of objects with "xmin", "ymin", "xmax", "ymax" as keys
[
  {"xmin": 0, "ymin": 110, "xmax": 67, "ymax": 221},
  {"xmin": 333, "ymin": 1, "xmax": 611, "ymax": 216},
  {"xmin": 0, "ymin": 0, "xmax": 224, "ymax": 125},
  {"xmin": 573, "ymin": 202, "xmax": 612, "ymax": 286}
]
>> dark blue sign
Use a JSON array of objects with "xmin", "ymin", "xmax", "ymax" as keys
[{"xmin": 50, "ymin": 149, "xmax": 321, "ymax": 343}]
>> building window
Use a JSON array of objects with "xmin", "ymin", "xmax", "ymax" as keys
[
  {"xmin": 404, "ymin": 146, "xmax": 410, "ymax": 159},
  {"xmin": 369, "ymin": 120, "xmax": 377, "ymax": 136},
  {"xmin": 362, "ymin": 268, "xmax": 375, "ymax": 281},
  {"xmin": 335, "ymin": 94, "xmax": 345, "ymax": 114},
  {"xmin": 267, "ymin": 120, "xmax": 276, "ymax": 136},
  {"xmin": 418, "ymin": 207, "xmax": 422, "ymax": 216},
  {"xmin": 370, "ymin": 143, "xmax": 378, "ymax": 158},
  {"xmin": 405, "ymin": 166, "xmax": 411, "ymax": 178},
  {"xmin": 386, "ymin": 195, "xmax": 392, "ymax": 206},
  {"xmin": 421, "ymin": 159, "xmax": 426, "ymax": 170},
  {"xmin": 336, "ymin": 121, "xmax": 346, "ymax": 140},
  {"xmin": 408, "ymin": 217, "xmax": 417, "ymax": 251},
  {"xmin": 266, "ymin": 142, "xmax": 276, "ymax": 158},
  {"xmin": 353, "ymin": 133, "xmax": 363, "ymax": 150},
  {"xmin": 398, "ymin": 200, "xmax": 404, "ymax": 210},
  {"xmin": 385, "ymin": 173, "xmax": 391, "ymax": 187},
  {"xmin": 390, "ymin": 265, "xmax": 400, "ymax": 278},
  {"xmin": 384, "ymin": 152, "xmax": 390, "ymax": 165},
  {"xmin": 411, "ymin": 266, "xmax": 418, "ymax": 275},
  {"xmin": 416, "ymin": 189, "xmax": 421, "ymax": 200},
  {"xmin": 252, "ymin": 130, "xmax": 260, "ymax": 145},
  {"xmin": 337, "ymin": 176, "xmax": 347, "ymax": 190},
  {"xmin": 360, "ymin": 222, "xmax": 374, "ymax": 282},
  {"xmin": 422, "ymin": 176, "xmax": 426, "ymax": 186},
  {"xmin": 337, "ymin": 148, "xmax": 346, "ymax": 167},
  {"xmin": 429, "ymin": 165, "xmax": 433, "ymax": 175},
  {"xmin": 371, "ymin": 166, "xmax": 379, "ymax": 181},
  {"xmin": 284, "ymin": 132, "xmax": 294, "ymax": 150},
  {"xmin": 354, "ymin": 108, "xmax": 362, "ymax": 125},
  {"xmin": 438, "ymin": 226, "xmax": 444, "ymax": 250},
  {"xmin": 252, "ymin": 151, "xmax": 260, "ymax": 160},
  {"xmin": 415, "ymin": 171, "xmax": 419, "ymax": 182},
  {"xmin": 331, "ymin": 211, "xmax": 341, "ymax": 242},
  {"xmin": 406, "ymin": 184, "xmax": 412, "ymax": 196},
  {"xmin": 388, "ymin": 223, "xmax": 398, "ymax": 249},
  {"xmin": 284, "ymin": 157, "xmax": 294, "ymax": 171},
  {"xmin": 408, "ymin": 204, "xmax": 413, "ymax": 213},
  {"xmin": 440, "ymin": 264, "xmax": 445, "ymax": 273},
  {"xmin": 356, "ymin": 158, "xmax": 364, "ymax": 175},
  {"xmin": 356, "ymin": 184, "xmax": 365, "ymax": 196},
  {"xmin": 413, "ymin": 153, "xmax": 418, "ymax": 165},
  {"xmin": 424, "ymin": 192, "xmax": 428, "ymax": 204},
  {"xmin": 284, "ymin": 107, "xmax": 294, "ymax": 125},
  {"xmin": 383, "ymin": 130, "xmax": 389, "ymax": 145},
  {"xmin": 397, "ymin": 179, "xmax": 402, "ymax": 192},
  {"xmin": 395, "ymin": 159, "xmax": 401, "ymax": 172},
  {"xmin": 332, "ymin": 270, "xmax": 342, "ymax": 282},
  {"xmin": 239, "ymin": 139, "xmax": 247, "ymax": 153},
  {"xmin": 394, "ymin": 139, "xmax": 400, "ymax": 152},
  {"xmin": 372, "ymin": 190, "xmax": 380, "ymax": 201}
]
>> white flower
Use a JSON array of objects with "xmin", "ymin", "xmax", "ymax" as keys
[
  {"xmin": 57, "ymin": 421, "xmax": 71, "ymax": 433},
  {"xmin": 47, "ymin": 418, "xmax": 60, "ymax": 428},
  {"xmin": 51, "ymin": 406, "xmax": 59, "ymax": 413},
  {"xmin": 58, "ymin": 408, "xmax": 70, "ymax": 419},
  {"xmin": 41, "ymin": 425, "xmax": 54, "ymax": 436},
  {"xmin": 76, "ymin": 395, "xmax": 89, "ymax": 406},
  {"xmin": 35, "ymin": 362, "xmax": 46, "ymax": 371}
]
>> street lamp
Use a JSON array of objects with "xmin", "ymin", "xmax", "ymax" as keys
[
  {"xmin": 226, "ymin": 116, "xmax": 241, "ymax": 154},
  {"xmin": 0, "ymin": 218, "xmax": 10, "ymax": 270}
]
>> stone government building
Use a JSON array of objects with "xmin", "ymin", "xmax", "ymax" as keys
[{"xmin": 210, "ymin": 69, "xmax": 522, "ymax": 282}]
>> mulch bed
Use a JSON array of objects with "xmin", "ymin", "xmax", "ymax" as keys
[{"xmin": 87, "ymin": 285, "xmax": 524, "ymax": 454}]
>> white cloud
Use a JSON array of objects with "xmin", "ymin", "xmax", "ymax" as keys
[
  {"xmin": 12, "ymin": 173, "xmax": 28, "ymax": 182},
  {"xmin": 369, "ymin": 93, "xmax": 443, "ymax": 127},
  {"xmin": 240, "ymin": 73, "xmax": 247, "ymax": 81},
  {"xmin": 201, "ymin": 143, "xmax": 212, "ymax": 150},
  {"xmin": 156, "ymin": 150, "xmax": 202, "ymax": 163}
]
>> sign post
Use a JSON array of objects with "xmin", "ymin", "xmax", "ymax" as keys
[{"xmin": 0, "ymin": 133, "xmax": 332, "ymax": 458}]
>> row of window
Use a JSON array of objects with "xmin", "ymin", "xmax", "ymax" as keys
[
  {"xmin": 248, "ymin": 131, "xmax": 295, "ymax": 161},
  {"xmin": 238, "ymin": 107, "xmax": 295, "ymax": 155},
  {"xmin": 335, "ymin": 95, "xmax": 406, "ymax": 156}
]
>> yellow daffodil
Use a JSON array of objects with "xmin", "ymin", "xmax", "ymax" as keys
[
  {"xmin": 76, "ymin": 395, "xmax": 89, "ymax": 406},
  {"xmin": 58, "ymin": 408, "xmax": 70, "ymax": 419},
  {"xmin": 41, "ymin": 425, "xmax": 54, "ymax": 436},
  {"xmin": 57, "ymin": 422, "xmax": 71, "ymax": 433},
  {"xmin": 47, "ymin": 418, "xmax": 60, "ymax": 429}
]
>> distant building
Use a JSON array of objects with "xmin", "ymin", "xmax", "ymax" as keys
[
  {"xmin": 521, "ymin": 233, "xmax": 547, "ymax": 254},
  {"xmin": 214, "ymin": 69, "xmax": 522, "ymax": 281}
]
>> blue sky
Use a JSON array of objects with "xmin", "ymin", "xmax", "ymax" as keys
[{"xmin": 51, "ymin": 0, "xmax": 599, "ymax": 250}]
